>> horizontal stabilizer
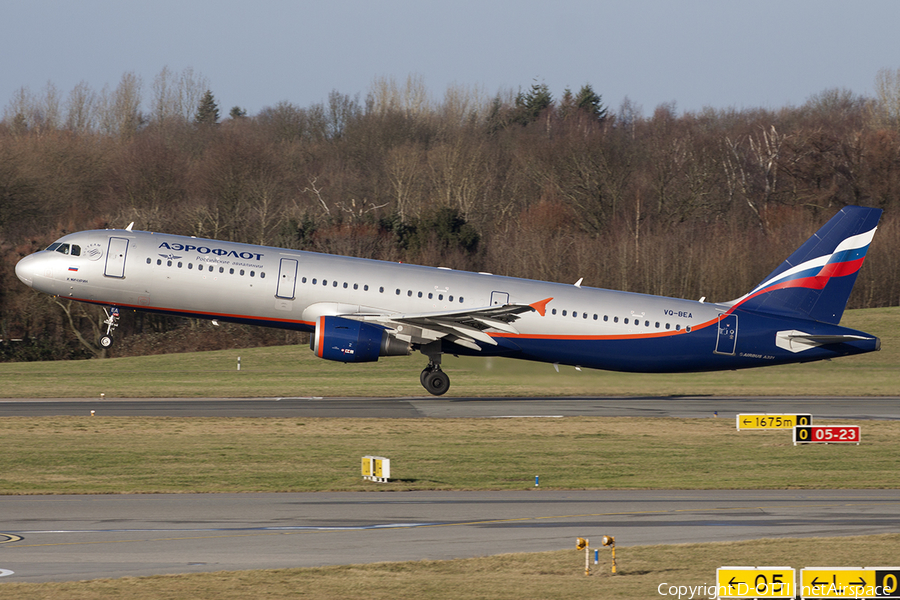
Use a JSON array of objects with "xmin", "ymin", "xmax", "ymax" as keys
[{"xmin": 776, "ymin": 330, "xmax": 878, "ymax": 353}]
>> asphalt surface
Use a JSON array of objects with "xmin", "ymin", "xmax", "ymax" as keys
[
  {"xmin": 2, "ymin": 395, "xmax": 900, "ymax": 419},
  {"xmin": 3, "ymin": 490, "xmax": 900, "ymax": 583},
  {"xmin": 2, "ymin": 396, "xmax": 899, "ymax": 583}
]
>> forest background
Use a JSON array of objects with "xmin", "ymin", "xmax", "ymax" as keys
[{"xmin": 2, "ymin": 68, "xmax": 900, "ymax": 361}]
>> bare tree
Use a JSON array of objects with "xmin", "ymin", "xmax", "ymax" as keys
[
  {"xmin": 65, "ymin": 81, "xmax": 98, "ymax": 133},
  {"xmin": 872, "ymin": 67, "xmax": 900, "ymax": 130},
  {"xmin": 98, "ymin": 72, "xmax": 143, "ymax": 138},
  {"xmin": 723, "ymin": 125, "xmax": 786, "ymax": 233},
  {"xmin": 386, "ymin": 145, "xmax": 424, "ymax": 222},
  {"xmin": 150, "ymin": 66, "xmax": 210, "ymax": 124}
]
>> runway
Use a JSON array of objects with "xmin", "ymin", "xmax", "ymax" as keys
[
  {"xmin": 2, "ymin": 395, "xmax": 900, "ymax": 419},
  {"xmin": 2, "ymin": 396, "xmax": 899, "ymax": 584},
  {"xmin": 3, "ymin": 490, "xmax": 900, "ymax": 583}
]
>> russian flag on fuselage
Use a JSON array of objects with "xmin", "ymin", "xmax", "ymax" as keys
[{"xmin": 729, "ymin": 206, "xmax": 882, "ymax": 325}]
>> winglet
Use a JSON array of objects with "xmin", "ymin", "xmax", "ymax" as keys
[{"xmin": 529, "ymin": 297, "xmax": 553, "ymax": 317}]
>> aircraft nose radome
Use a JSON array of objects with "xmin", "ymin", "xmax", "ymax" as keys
[{"xmin": 15, "ymin": 255, "xmax": 35, "ymax": 287}]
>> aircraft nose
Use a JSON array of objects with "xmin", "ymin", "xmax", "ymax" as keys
[{"xmin": 15, "ymin": 254, "xmax": 36, "ymax": 287}]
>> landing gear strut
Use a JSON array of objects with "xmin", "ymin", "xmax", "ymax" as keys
[
  {"xmin": 99, "ymin": 307, "xmax": 120, "ymax": 348},
  {"xmin": 420, "ymin": 355, "xmax": 450, "ymax": 396}
]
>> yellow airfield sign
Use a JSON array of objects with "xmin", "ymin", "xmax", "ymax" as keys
[
  {"xmin": 717, "ymin": 566, "xmax": 795, "ymax": 598},
  {"xmin": 736, "ymin": 413, "xmax": 812, "ymax": 430},
  {"xmin": 800, "ymin": 567, "xmax": 900, "ymax": 598}
]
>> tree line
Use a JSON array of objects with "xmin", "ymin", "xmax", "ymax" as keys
[{"xmin": 2, "ymin": 69, "xmax": 899, "ymax": 361}]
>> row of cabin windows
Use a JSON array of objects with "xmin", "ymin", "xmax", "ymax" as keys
[
  {"xmin": 300, "ymin": 277, "xmax": 465, "ymax": 304},
  {"xmin": 143, "ymin": 257, "xmax": 689, "ymax": 330},
  {"xmin": 550, "ymin": 307, "xmax": 691, "ymax": 332},
  {"xmin": 147, "ymin": 257, "xmax": 265, "ymax": 279}
]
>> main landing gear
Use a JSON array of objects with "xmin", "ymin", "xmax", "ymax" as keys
[
  {"xmin": 99, "ymin": 306, "xmax": 120, "ymax": 348},
  {"xmin": 420, "ymin": 355, "xmax": 450, "ymax": 396}
]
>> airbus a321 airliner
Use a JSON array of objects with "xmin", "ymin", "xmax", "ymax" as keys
[{"xmin": 15, "ymin": 206, "xmax": 882, "ymax": 395}]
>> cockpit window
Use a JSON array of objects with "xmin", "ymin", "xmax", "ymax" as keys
[{"xmin": 44, "ymin": 242, "xmax": 80, "ymax": 255}]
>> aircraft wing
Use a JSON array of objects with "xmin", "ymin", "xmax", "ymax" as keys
[{"xmin": 347, "ymin": 297, "xmax": 552, "ymax": 351}]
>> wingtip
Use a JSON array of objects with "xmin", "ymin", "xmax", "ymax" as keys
[{"xmin": 529, "ymin": 297, "xmax": 553, "ymax": 316}]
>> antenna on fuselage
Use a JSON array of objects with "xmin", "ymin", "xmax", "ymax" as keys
[{"xmin": 125, "ymin": 222, "xmax": 134, "ymax": 231}]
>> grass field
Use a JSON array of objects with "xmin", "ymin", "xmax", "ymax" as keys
[
  {"xmin": 1, "ymin": 416, "xmax": 898, "ymax": 494},
  {"xmin": 0, "ymin": 306, "xmax": 898, "ymax": 398},
  {"xmin": 4, "ymin": 534, "xmax": 900, "ymax": 600}
]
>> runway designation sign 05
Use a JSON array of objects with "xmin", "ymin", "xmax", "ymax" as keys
[
  {"xmin": 717, "ymin": 567, "xmax": 795, "ymax": 598},
  {"xmin": 737, "ymin": 413, "xmax": 812, "ymax": 430},
  {"xmin": 800, "ymin": 567, "xmax": 900, "ymax": 598}
]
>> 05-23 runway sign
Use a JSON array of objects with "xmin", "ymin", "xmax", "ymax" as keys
[{"xmin": 793, "ymin": 425, "xmax": 860, "ymax": 445}]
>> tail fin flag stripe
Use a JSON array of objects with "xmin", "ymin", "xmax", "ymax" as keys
[
  {"xmin": 739, "ymin": 225, "xmax": 877, "ymax": 300},
  {"xmin": 728, "ymin": 206, "xmax": 882, "ymax": 325}
]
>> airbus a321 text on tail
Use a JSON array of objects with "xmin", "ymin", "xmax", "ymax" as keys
[{"xmin": 15, "ymin": 206, "xmax": 883, "ymax": 395}]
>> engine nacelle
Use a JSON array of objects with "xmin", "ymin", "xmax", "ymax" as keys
[{"xmin": 311, "ymin": 316, "xmax": 410, "ymax": 363}]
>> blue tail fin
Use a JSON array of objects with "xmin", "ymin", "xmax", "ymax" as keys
[{"xmin": 729, "ymin": 206, "xmax": 882, "ymax": 324}]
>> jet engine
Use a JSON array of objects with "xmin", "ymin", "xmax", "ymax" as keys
[{"xmin": 311, "ymin": 316, "xmax": 410, "ymax": 363}]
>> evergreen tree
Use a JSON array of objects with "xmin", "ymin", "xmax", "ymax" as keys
[
  {"xmin": 559, "ymin": 87, "xmax": 576, "ymax": 119},
  {"xmin": 575, "ymin": 84, "xmax": 607, "ymax": 121},
  {"xmin": 195, "ymin": 90, "xmax": 219, "ymax": 125},
  {"xmin": 515, "ymin": 81, "xmax": 553, "ymax": 125}
]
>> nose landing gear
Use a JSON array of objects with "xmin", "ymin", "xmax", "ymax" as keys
[{"xmin": 99, "ymin": 307, "xmax": 120, "ymax": 348}]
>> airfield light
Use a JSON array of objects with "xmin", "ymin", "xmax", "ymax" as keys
[
  {"xmin": 575, "ymin": 538, "xmax": 590, "ymax": 575},
  {"xmin": 601, "ymin": 535, "xmax": 617, "ymax": 574}
]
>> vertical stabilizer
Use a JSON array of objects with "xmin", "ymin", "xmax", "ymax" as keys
[{"xmin": 728, "ymin": 206, "xmax": 882, "ymax": 324}]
